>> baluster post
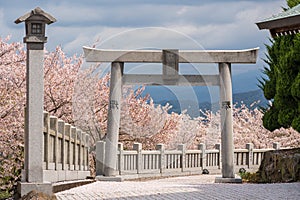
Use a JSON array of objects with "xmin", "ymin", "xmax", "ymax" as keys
[{"xmin": 156, "ymin": 144, "xmax": 165, "ymax": 174}]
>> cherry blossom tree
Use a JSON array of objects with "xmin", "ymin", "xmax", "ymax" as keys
[
  {"xmin": 1, "ymin": 35, "xmax": 299, "ymax": 196},
  {"xmin": 43, "ymin": 46, "xmax": 82, "ymax": 122},
  {"xmin": 0, "ymin": 37, "xmax": 83, "ymax": 194},
  {"xmin": 190, "ymin": 103, "xmax": 300, "ymax": 149},
  {"xmin": 0, "ymin": 36, "xmax": 25, "ymax": 194},
  {"xmin": 72, "ymin": 66, "xmax": 110, "ymax": 143},
  {"xmin": 120, "ymin": 88, "xmax": 174, "ymax": 149}
]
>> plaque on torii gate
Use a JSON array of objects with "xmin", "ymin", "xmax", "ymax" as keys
[{"xmin": 83, "ymin": 46, "xmax": 259, "ymax": 183}]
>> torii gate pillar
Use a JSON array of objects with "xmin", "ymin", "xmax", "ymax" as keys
[
  {"xmin": 215, "ymin": 63, "xmax": 239, "ymax": 182},
  {"xmin": 104, "ymin": 62, "xmax": 123, "ymax": 177}
]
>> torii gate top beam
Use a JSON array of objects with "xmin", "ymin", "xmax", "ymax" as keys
[{"xmin": 83, "ymin": 47, "xmax": 259, "ymax": 64}]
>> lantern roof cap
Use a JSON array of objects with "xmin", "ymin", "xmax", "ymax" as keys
[{"xmin": 15, "ymin": 7, "xmax": 56, "ymax": 24}]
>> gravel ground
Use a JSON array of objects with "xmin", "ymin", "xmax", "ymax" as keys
[{"xmin": 56, "ymin": 175, "xmax": 300, "ymax": 200}]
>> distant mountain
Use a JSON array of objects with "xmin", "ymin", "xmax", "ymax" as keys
[
  {"xmin": 233, "ymin": 89, "xmax": 268, "ymax": 108},
  {"xmin": 140, "ymin": 69, "xmax": 268, "ymax": 117},
  {"xmin": 147, "ymin": 89, "xmax": 268, "ymax": 118}
]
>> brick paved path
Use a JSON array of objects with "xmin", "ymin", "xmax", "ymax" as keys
[{"xmin": 56, "ymin": 175, "xmax": 300, "ymax": 200}]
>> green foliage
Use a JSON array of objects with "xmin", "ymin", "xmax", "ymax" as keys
[
  {"xmin": 278, "ymin": 108, "xmax": 296, "ymax": 128},
  {"xmin": 239, "ymin": 170, "xmax": 261, "ymax": 183},
  {"xmin": 263, "ymin": 108, "xmax": 281, "ymax": 131},
  {"xmin": 291, "ymin": 73, "xmax": 300, "ymax": 100},
  {"xmin": 261, "ymin": 31, "xmax": 300, "ymax": 132},
  {"xmin": 0, "ymin": 191, "xmax": 11, "ymax": 199},
  {"xmin": 263, "ymin": 78, "xmax": 276, "ymax": 100},
  {"xmin": 292, "ymin": 115, "xmax": 300, "ymax": 132},
  {"xmin": 287, "ymin": 0, "xmax": 300, "ymax": 8}
]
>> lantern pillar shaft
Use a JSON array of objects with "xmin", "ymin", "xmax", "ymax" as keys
[{"xmin": 24, "ymin": 43, "xmax": 45, "ymax": 182}]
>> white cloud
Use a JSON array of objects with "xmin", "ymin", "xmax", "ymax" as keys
[
  {"xmin": 1, "ymin": 0, "xmax": 286, "ymax": 63},
  {"xmin": 0, "ymin": 0, "xmax": 289, "ymax": 90},
  {"xmin": 176, "ymin": 6, "xmax": 188, "ymax": 16}
]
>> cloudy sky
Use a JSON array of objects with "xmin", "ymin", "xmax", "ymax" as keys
[{"xmin": 0, "ymin": 0, "xmax": 287, "ymax": 76}]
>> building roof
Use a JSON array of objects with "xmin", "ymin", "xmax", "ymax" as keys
[
  {"xmin": 15, "ymin": 7, "xmax": 56, "ymax": 24},
  {"xmin": 262, "ymin": 4, "xmax": 300, "ymax": 23},
  {"xmin": 256, "ymin": 4, "xmax": 300, "ymax": 37}
]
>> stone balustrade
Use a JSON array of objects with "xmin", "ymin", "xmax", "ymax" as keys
[
  {"xmin": 42, "ymin": 112, "xmax": 90, "ymax": 182},
  {"xmin": 96, "ymin": 141, "xmax": 282, "ymax": 178}
]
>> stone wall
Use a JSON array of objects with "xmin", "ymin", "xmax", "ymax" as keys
[{"xmin": 258, "ymin": 148, "xmax": 300, "ymax": 183}]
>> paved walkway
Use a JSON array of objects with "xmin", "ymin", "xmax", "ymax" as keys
[{"xmin": 56, "ymin": 175, "xmax": 300, "ymax": 200}]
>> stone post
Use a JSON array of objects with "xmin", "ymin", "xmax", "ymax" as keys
[
  {"xmin": 44, "ymin": 112, "xmax": 51, "ymax": 170},
  {"xmin": 58, "ymin": 120, "xmax": 66, "ymax": 171},
  {"xmin": 215, "ymin": 143, "xmax": 221, "ymax": 169},
  {"xmin": 198, "ymin": 143, "xmax": 206, "ymax": 170},
  {"xmin": 74, "ymin": 128, "xmax": 81, "ymax": 170},
  {"xmin": 15, "ymin": 7, "xmax": 56, "ymax": 196},
  {"xmin": 118, "ymin": 143, "xmax": 124, "ymax": 175},
  {"xmin": 64, "ymin": 124, "xmax": 71, "ymax": 170},
  {"xmin": 177, "ymin": 144, "xmax": 186, "ymax": 172},
  {"xmin": 104, "ymin": 62, "xmax": 123, "ymax": 176},
  {"xmin": 219, "ymin": 62, "xmax": 234, "ymax": 178},
  {"xmin": 70, "ymin": 127, "xmax": 77, "ymax": 170},
  {"xmin": 246, "ymin": 143, "xmax": 254, "ymax": 170},
  {"xmin": 215, "ymin": 63, "xmax": 241, "ymax": 183},
  {"xmin": 85, "ymin": 134, "xmax": 90, "ymax": 170},
  {"xmin": 96, "ymin": 141, "xmax": 106, "ymax": 176},
  {"xmin": 133, "ymin": 143, "xmax": 143, "ymax": 174},
  {"xmin": 162, "ymin": 49, "xmax": 179, "ymax": 85},
  {"xmin": 273, "ymin": 142, "xmax": 280, "ymax": 150},
  {"xmin": 156, "ymin": 144, "xmax": 165, "ymax": 174},
  {"xmin": 77, "ymin": 130, "xmax": 82, "ymax": 170},
  {"xmin": 24, "ymin": 41, "xmax": 45, "ymax": 182}
]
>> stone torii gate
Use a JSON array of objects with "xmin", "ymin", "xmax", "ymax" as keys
[{"xmin": 83, "ymin": 47, "xmax": 258, "ymax": 182}]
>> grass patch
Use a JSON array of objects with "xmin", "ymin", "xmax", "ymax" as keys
[
  {"xmin": 239, "ymin": 168, "xmax": 262, "ymax": 183},
  {"xmin": 240, "ymin": 172, "xmax": 261, "ymax": 183}
]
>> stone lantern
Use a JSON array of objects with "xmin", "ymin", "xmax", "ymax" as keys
[
  {"xmin": 15, "ymin": 7, "xmax": 56, "ymax": 196},
  {"xmin": 15, "ymin": 7, "xmax": 56, "ymax": 49}
]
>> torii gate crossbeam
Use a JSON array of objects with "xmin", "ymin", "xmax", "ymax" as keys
[{"xmin": 83, "ymin": 47, "xmax": 258, "ymax": 183}]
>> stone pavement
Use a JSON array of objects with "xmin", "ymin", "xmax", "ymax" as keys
[{"xmin": 56, "ymin": 175, "xmax": 300, "ymax": 200}]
